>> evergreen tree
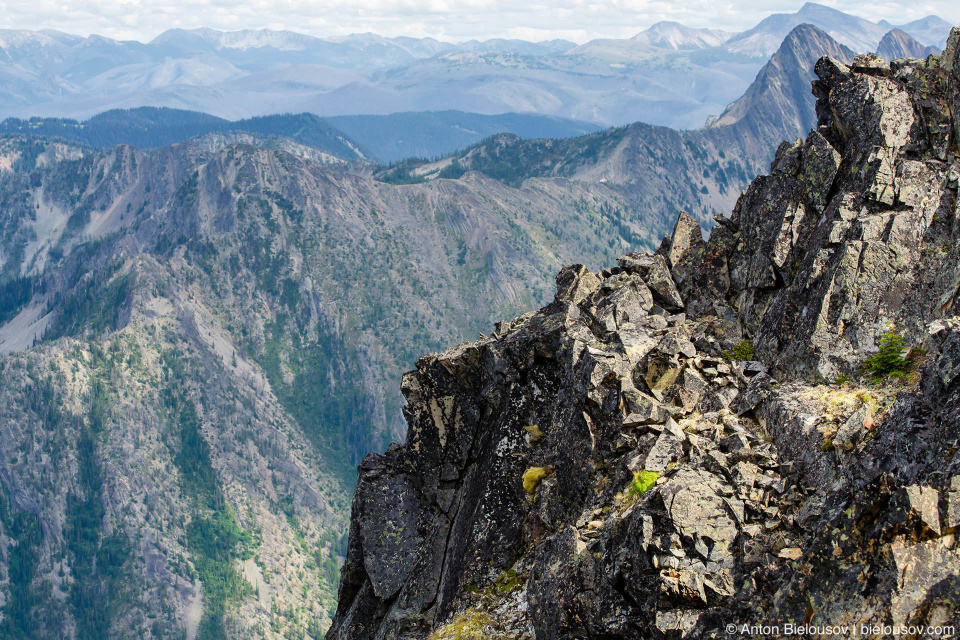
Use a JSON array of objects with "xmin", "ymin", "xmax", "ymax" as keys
[{"xmin": 866, "ymin": 326, "xmax": 908, "ymax": 378}]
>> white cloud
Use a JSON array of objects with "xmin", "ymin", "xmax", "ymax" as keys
[{"xmin": 0, "ymin": 0, "xmax": 956, "ymax": 43}]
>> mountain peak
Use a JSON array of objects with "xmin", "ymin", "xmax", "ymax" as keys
[
  {"xmin": 646, "ymin": 20, "xmax": 686, "ymax": 30},
  {"xmin": 881, "ymin": 14, "xmax": 956, "ymax": 48},
  {"xmin": 785, "ymin": 21, "xmax": 831, "ymax": 39},
  {"xmin": 877, "ymin": 28, "xmax": 941, "ymax": 62},
  {"xmin": 633, "ymin": 20, "xmax": 731, "ymax": 49},
  {"xmin": 726, "ymin": 3, "xmax": 890, "ymax": 57},
  {"xmin": 713, "ymin": 24, "xmax": 854, "ymax": 135},
  {"xmin": 798, "ymin": 2, "xmax": 837, "ymax": 13}
]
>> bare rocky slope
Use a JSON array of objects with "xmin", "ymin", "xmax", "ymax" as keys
[
  {"xmin": 712, "ymin": 24, "xmax": 854, "ymax": 140},
  {"xmin": 328, "ymin": 31, "xmax": 960, "ymax": 640}
]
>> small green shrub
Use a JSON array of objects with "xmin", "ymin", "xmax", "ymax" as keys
[
  {"xmin": 835, "ymin": 374, "xmax": 851, "ymax": 386},
  {"xmin": 864, "ymin": 327, "xmax": 908, "ymax": 379},
  {"xmin": 724, "ymin": 340, "xmax": 755, "ymax": 362},
  {"xmin": 630, "ymin": 470, "xmax": 659, "ymax": 496}
]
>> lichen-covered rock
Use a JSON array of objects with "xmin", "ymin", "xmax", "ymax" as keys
[{"xmin": 329, "ymin": 29, "xmax": 960, "ymax": 640}]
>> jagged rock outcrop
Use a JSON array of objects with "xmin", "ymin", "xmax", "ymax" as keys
[{"xmin": 329, "ymin": 30, "xmax": 960, "ymax": 640}]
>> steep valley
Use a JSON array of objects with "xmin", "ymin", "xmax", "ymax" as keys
[{"xmin": 0, "ymin": 128, "xmax": 662, "ymax": 637}]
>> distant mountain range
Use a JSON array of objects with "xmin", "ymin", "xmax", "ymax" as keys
[
  {"xmin": 0, "ymin": 108, "xmax": 603, "ymax": 164},
  {"xmin": 0, "ymin": 3, "xmax": 954, "ymax": 129},
  {"xmin": 376, "ymin": 24, "xmax": 853, "ymax": 228}
]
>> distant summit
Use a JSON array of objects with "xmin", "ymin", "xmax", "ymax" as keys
[
  {"xmin": 632, "ymin": 21, "xmax": 732, "ymax": 50},
  {"xmin": 876, "ymin": 28, "xmax": 941, "ymax": 62},
  {"xmin": 879, "ymin": 15, "xmax": 955, "ymax": 48},
  {"xmin": 726, "ymin": 2, "xmax": 890, "ymax": 57}
]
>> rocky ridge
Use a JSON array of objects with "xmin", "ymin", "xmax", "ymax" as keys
[
  {"xmin": 712, "ymin": 24, "xmax": 854, "ymax": 140},
  {"xmin": 328, "ymin": 30, "xmax": 960, "ymax": 640}
]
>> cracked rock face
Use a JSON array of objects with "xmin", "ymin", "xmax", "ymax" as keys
[{"xmin": 329, "ymin": 29, "xmax": 960, "ymax": 640}]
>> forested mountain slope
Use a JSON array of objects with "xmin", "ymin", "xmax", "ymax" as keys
[
  {"xmin": 0, "ymin": 107, "xmax": 602, "ymax": 165},
  {"xmin": 0, "ymin": 108, "xmax": 370, "ymax": 162},
  {"xmin": 0, "ymin": 127, "xmax": 653, "ymax": 637}
]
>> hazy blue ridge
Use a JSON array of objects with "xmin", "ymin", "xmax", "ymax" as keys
[{"xmin": 326, "ymin": 110, "xmax": 603, "ymax": 163}]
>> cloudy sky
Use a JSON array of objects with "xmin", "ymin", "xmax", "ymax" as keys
[{"xmin": 1, "ymin": 0, "xmax": 957, "ymax": 43}]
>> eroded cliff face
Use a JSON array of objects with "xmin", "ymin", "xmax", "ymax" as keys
[{"xmin": 328, "ymin": 31, "xmax": 960, "ymax": 640}]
